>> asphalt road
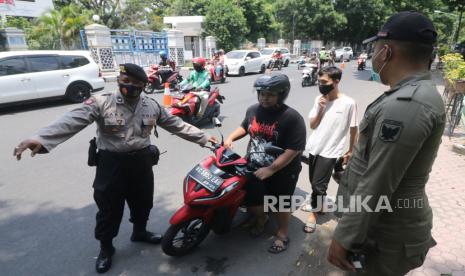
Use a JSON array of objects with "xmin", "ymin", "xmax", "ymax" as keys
[{"xmin": 0, "ymin": 62, "xmax": 386, "ymax": 276}]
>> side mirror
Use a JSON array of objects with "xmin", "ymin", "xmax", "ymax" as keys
[
  {"xmin": 264, "ymin": 145, "xmax": 284, "ymax": 155},
  {"xmin": 213, "ymin": 117, "xmax": 222, "ymax": 127},
  {"xmin": 245, "ymin": 57, "xmax": 251, "ymax": 61}
]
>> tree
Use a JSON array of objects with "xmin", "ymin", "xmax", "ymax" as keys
[
  {"xmin": 54, "ymin": 0, "xmax": 122, "ymax": 28},
  {"xmin": 238, "ymin": 0, "xmax": 275, "ymax": 42},
  {"xmin": 203, "ymin": 0, "xmax": 249, "ymax": 51},
  {"xmin": 169, "ymin": 0, "xmax": 208, "ymax": 16},
  {"xmin": 274, "ymin": 0, "xmax": 346, "ymax": 43},
  {"xmin": 334, "ymin": 0, "xmax": 387, "ymax": 47},
  {"xmin": 31, "ymin": 4, "xmax": 92, "ymax": 50}
]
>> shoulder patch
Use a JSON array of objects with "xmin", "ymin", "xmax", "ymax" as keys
[{"xmin": 378, "ymin": 120, "xmax": 403, "ymax": 143}]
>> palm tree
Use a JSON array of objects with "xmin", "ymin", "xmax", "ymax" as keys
[{"xmin": 32, "ymin": 4, "xmax": 92, "ymax": 50}]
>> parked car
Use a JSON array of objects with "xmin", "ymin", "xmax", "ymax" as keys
[
  {"xmin": 260, "ymin": 47, "xmax": 291, "ymax": 67},
  {"xmin": 224, "ymin": 50, "xmax": 267, "ymax": 76},
  {"xmin": 334, "ymin": 47, "xmax": 353, "ymax": 62},
  {"xmin": 0, "ymin": 50, "xmax": 105, "ymax": 107}
]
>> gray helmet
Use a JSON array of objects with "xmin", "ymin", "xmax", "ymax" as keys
[{"xmin": 254, "ymin": 73, "xmax": 290, "ymax": 103}]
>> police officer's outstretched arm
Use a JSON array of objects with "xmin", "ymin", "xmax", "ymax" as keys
[
  {"xmin": 155, "ymin": 102, "xmax": 212, "ymax": 145},
  {"xmin": 333, "ymin": 100, "xmax": 438, "ymax": 251},
  {"xmin": 14, "ymin": 98, "xmax": 100, "ymax": 160}
]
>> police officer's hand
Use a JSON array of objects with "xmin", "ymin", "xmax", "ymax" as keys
[
  {"xmin": 13, "ymin": 139, "xmax": 43, "ymax": 161},
  {"xmin": 327, "ymin": 239, "xmax": 356, "ymax": 272},
  {"xmin": 254, "ymin": 166, "xmax": 276, "ymax": 180},
  {"xmin": 208, "ymin": 136, "xmax": 218, "ymax": 145}
]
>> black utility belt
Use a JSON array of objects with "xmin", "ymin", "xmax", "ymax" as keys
[{"xmin": 100, "ymin": 146, "xmax": 152, "ymax": 156}]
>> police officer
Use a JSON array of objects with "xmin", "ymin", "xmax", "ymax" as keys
[
  {"xmin": 13, "ymin": 63, "xmax": 217, "ymax": 274},
  {"xmin": 327, "ymin": 12, "xmax": 445, "ymax": 275}
]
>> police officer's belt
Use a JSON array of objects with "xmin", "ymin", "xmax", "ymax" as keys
[{"xmin": 99, "ymin": 146, "xmax": 151, "ymax": 156}]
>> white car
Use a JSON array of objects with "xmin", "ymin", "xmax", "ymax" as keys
[
  {"xmin": 224, "ymin": 50, "xmax": 267, "ymax": 76},
  {"xmin": 334, "ymin": 47, "xmax": 354, "ymax": 62},
  {"xmin": 0, "ymin": 50, "xmax": 105, "ymax": 107},
  {"xmin": 260, "ymin": 47, "xmax": 291, "ymax": 67}
]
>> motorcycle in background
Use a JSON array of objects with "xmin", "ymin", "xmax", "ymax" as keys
[
  {"xmin": 146, "ymin": 64, "xmax": 183, "ymax": 94},
  {"xmin": 169, "ymin": 84, "xmax": 225, "ymax": 125},
  {"xmin": 208, "ymin": 62, "xmax": 226, "ymax": 83},
  {"xmin": 301, "ymin": 63, "xmax": 318, "ymax": 87}
]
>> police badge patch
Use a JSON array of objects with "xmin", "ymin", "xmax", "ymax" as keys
[{"xmin": 378, "ymin": 120, "xmax": 403, "ymax": 142}]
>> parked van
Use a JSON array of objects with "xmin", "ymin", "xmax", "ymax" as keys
[{"xmin": 0, "ymin": 50, "xmax": 105, "ymax": 107}]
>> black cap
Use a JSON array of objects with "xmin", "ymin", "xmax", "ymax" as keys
[
  {"xmin": 363, "ymin": 12, "xmax": 437, "ymax": 45},
  {"xmin": 119, "ymin": 63, "xmax": 148, "ymax": 83}
]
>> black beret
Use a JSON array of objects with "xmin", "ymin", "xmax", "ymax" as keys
[{"xmin": 119, "ymin": 63, "xmax": 148, "ymax": 83}]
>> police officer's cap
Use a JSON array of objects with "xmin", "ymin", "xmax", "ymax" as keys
[
  {"xmin": 363, "ymin": 11, "xmax": 437, "ymax": 45},
  {"xmin": 119, "ymin": 63, "xmax": 148, "ymax": 83}
]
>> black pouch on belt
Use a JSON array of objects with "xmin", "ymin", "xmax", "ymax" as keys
[
  {"xmin": 87, "ymin": 137, "xmax": 98, "ymax": 166},
  {"xmin": 149, "ymin": 145, "xmax": 160, "ymax": 166}
]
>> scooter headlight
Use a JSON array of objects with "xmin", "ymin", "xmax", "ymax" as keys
[{"xmin": 193, "ymin": 181, "xmax": 239, "ymax": 202}]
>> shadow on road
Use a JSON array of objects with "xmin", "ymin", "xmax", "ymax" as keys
[{"xmin": 0, "ymin": 99, "xmax": 75, "ymax": 116}]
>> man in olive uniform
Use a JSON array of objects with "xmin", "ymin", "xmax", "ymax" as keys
[
  {"xmin": 13, "ymin": 63, "xmax": 217, "ymax": 274},
  {"xmin": 327, "ymin": 12, "xmax": 445, "ymax": 275}
]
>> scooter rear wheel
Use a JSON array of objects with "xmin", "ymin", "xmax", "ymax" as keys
[{"xmin": 162, "ymin": 218, "xmax": 210, "ymax": 256}]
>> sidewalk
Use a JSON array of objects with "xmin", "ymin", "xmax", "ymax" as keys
[{"xmin": 289, "ymin": 83, "xmax": 465, "ymax": 276}]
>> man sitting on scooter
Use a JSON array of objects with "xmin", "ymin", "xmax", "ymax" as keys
[
  {"xmin": 179, "ymin": 57, "xmax": 211, "ymax": 118},
  {"xmin": 211, "ymin": 51, "xmax": 224, "ymax": 77},
  {"xmin": 159, "ymin": 50, "xmax": 176, "ymax": 71},
  {"xmin": 271, "ymin": 50, "xmax": 283, "ymax": 67},
  {"xmin": 224, "ymin": 73, "xmax": 306, "ymax": 254}
]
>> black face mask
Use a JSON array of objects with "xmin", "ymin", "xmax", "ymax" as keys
[
  {"xmin": 193, "ymin": 65, "xmax": 203, "ymax": 72},
  {"xmin": 119, "ymin": 83, "xmax": 143, "ymax": 99},
  {"xmin": 318, "ymin": 84, "xmax": 334, "ymax": 95}
]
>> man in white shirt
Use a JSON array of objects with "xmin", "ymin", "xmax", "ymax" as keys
[{"xmin": 302, "ymin": 66, "xmax": 358, "ymax": 233}]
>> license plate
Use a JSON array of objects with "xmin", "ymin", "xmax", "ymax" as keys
[{"xmin": 188, "ymin": 165, "xmax": 224, "ymax": 192}]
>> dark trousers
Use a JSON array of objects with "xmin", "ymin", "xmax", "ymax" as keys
[
  {"xmin": 308, "ymin": 154, "xmax": 337, "ymax": 209},
  {"xmin": 93, "ymin": 148, "xmax": 154, "ymax": 242}
]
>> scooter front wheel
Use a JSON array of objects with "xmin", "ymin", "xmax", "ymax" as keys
[{"xmin": 162, "ymin": 218, "xmax": 210, "ymax": 256}]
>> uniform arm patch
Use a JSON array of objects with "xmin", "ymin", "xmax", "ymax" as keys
[{"xmin": 378, "ymin": 120, "xmax": 403, "ymax": 143}]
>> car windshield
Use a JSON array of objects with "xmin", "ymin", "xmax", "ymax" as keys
[
  {"xmin": 336, "ymin": 48, "xmax": 344, "ymax": 51},
  {"xmin": 260, "ymin": 49, "xmax": 275, "ymax": 55},
  {"xmin": 226, "ymin": 51, "xmax": 247, "ymax": 59}
]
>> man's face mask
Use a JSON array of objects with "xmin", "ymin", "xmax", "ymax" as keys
[
  {"xmin": 318, "ymin": 83, "xmax": 334, "ymax": 95},
  {"xmin": 193, "ymin": 63, "xmax": 203, "ymax": 72}
]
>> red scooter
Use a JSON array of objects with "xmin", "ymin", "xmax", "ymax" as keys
[
  {"xmin": 207, "ymin": 62, "xmax": 226, "ymax": 83},
  {"xmin": 161, "ymin": 119, "xmax": 284, "ymax": 256},
  {"xmin": 146, "ymin": 64, "xmax": 183, "ymax": 94},
  {"xmin": 169, "ymin": 84, "xmax": 225, "ymax": 125}
]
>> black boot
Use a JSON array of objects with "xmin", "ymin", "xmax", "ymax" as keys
[
  {"xmin": 95, "ymin": 241, "xmax": 115, "ymax": 274},
  {"xmin": 130, "ymin": 223, "xmax": 162, "ymax": 244}
]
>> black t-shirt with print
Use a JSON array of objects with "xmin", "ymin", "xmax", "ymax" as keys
[{"xmin": 241, "ymin": 103, "xmax": 307, "ymax": 174}]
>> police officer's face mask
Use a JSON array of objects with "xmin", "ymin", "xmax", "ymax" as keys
[
  {"xmin": 371, "ymin": 46, "xmax": 391, "ymax": 84},
  {"xmin": 119, "ymin": 83, "xmax": 144, "ymax": 99}
]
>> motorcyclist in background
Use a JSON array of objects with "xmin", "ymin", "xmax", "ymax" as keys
[
  {"xmin": 319, "ymin": 46, "xmax": 329, "ymax": 67},
  {"xmin": 211, "ymin": 51, "xmax": 224, "ymax": 77},
  {"xmin": 309, "ymin": 52, "xmax": 321, "ymax": 69},
  {"xmin": 159, "ymin": 50, "xmax": 176, "ymax": 71},
  {"xmin": 179, "ymin": 57, "xmax": 211, "ymax": 118}
]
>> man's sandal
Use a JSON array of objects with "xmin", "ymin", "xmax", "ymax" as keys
[
  {"xmin": 303, "ymin": 221, "xmax": 317, "ymax": 233},
  {"xmin": 268, "ymin": 236, "xmax": 290, "ymax": 254}
]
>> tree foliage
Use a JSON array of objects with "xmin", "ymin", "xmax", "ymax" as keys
[{"xmin": 203, "ymin": 0, "xmax": 249, "ymax": 51}]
